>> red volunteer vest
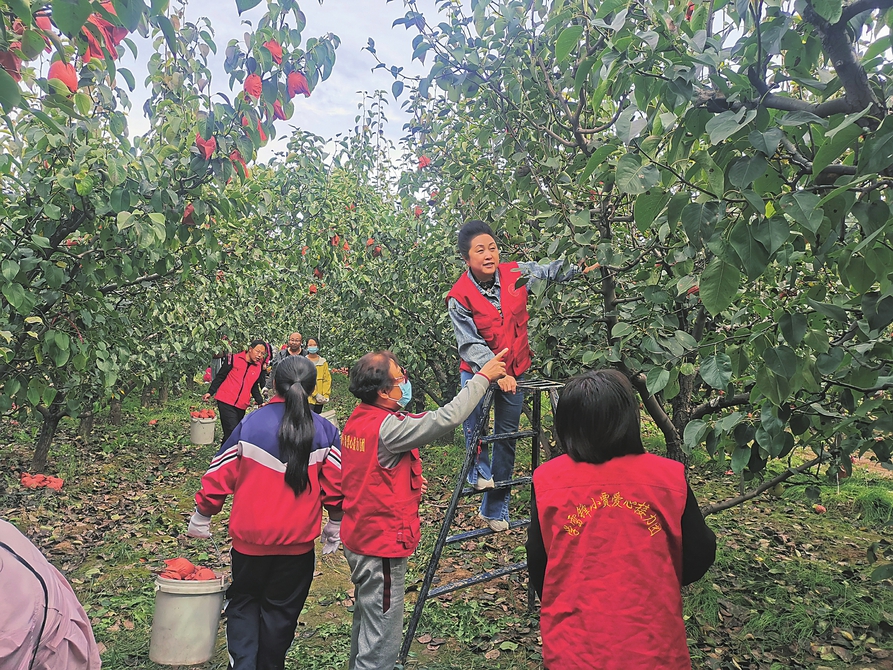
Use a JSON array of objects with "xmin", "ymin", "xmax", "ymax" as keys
[
  {"xmin": 214, "ymin": 351, "xmax": 263, "ymax": 410},
  {"xmin": 340, "ymin": 403, "xmax": 424, "ymax": 558},
  {"xmin": 534, "ymin": 453, "xmax": 690, "ymax": 670},
  {"xmin": 447, "ymin": 262, "xmax": 532, "ymax": 378}
]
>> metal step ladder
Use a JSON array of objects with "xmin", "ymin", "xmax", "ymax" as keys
[{"xmin": 398, "ymin": 378, "xmax": 563, "ymax": 664}]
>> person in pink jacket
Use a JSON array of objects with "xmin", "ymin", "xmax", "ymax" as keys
[{"xmin": 0, "ymin": 518, "xmax": 102, "ymax": 669}]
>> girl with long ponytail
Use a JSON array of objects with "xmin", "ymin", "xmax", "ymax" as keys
[{"xmin": 188, "ymin": 352, "xmax": 344, "ymax": 670}]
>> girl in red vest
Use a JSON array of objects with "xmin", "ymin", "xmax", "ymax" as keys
[
  {"xmin": 526, "ymin": 369, "xmax": 716, "ymax": 669},
  {"xmin": 447, "ymin": 220, "xmax": 595, "ymax": 531},
  {"xmin": 203, "ymin": 340, "xmax": 268, "ymax": 444}
]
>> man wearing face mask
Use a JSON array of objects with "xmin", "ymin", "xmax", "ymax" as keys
[{"xmin": 337, "ymin": 348, "xmax": 507, "ymax": 670}]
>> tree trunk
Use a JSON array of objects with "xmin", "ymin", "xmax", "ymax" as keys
[
  {"xmin": 33, "ymin": 406, "xmax": 65, "ymax": 472},
  {"xmin": 158, "ymin": 379, "xmax": 169, "ymax": 405},
  {"xmin": 109, "ymin": 398, "xmax": 123, "ymax": 425},
  {"xmin": 141, "ymin": 386, "xmax": 152, "ymax": 407},
  {"xmin": 668, "ymin": 373, "xmax": 696, "ymax": 466},
  {"xmin": 78, "ymin": 411, "xmax": 94, "ymax": 442}
]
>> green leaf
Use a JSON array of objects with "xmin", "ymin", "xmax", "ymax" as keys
[
  {"xmin": 74, "ymin": 91, "xmax": 92, "ymax": 115},
  {"xmin": 729, "ymin": 154, "xmax": 767, "ymax": 188},
  {"xmin": 52, "ymin": 0, "xmax": 93, "ymax": 36},
  {"xmin": 646, "ymin": 368, "xmax": 670, "ymax": 395},
  {"xmin": 236, "ymin": 0, "xmax": 262, "ymax": 13},
  {"xmin": 21, "ymin": 30, "xmax": 47, "ymax": 59},
  {"xmin": 812, "ymin": 124, "xmax": 860, "ymax": 177},
  {"xmin": 700, "ymin": 354, "xmax": 732, "ymax": 389},
  {"xmin": 728, "ymin": 219, "xmax": 769, "ymax": 280},
  {"xmin": 683, "ymin": 419, "xmax": 709, "ymax": 451},
  {"xmin": 392, "ymin": 80, "xmax": 404, "ymax": 99},
  {"xmin": 8, "ymin": 0, "xmax": 33, "ymax": 24},
  {"xmin": 816, "ymin": 347, "xmax": 844, "ymax": 374},
  {"xmin": 705, "ymin": 109, "xmax": 754, "ymax": 144},
  {"xmin": 806, "ymin": 297, "xmax": 848, "ymax": 323},
  {"xmin": 112, "ymin": 0, "xmax": 147, "ymax": 31},
  {"xmin": 780, "ymin": 192, "xmax": 823, "ymax": 233},
  {"xmin": 0, "ymin": 69, "xmax": 22, "ymax": 114},
  {"xmin": 862, "ymin": 293, "xmax": 893, "ymax": 332},
  {"xmin": 681, "ymin": 201, "xmax": 722, "ymax": 247},
  {"xmin": 1, "ymin": 260, "xmax": 19, "ymax": 282},
  {"xmin": 858, "ymin": 117, "xmax": 893, "ymax": 175},
  {"xmin": 615, "ymin": 153, "xmax": 659, "ymax": 195},
  {"xmin": 812, "ymin": 0, "xmax": 842, "ymax": 23},
  {"xmin": 779, "ymin": 312, "xmax": 807, "ymax": 345},
  {"xmin": 154, "ymin": 15, "xmax": 177, "ymax": 55},
  {"xmin": 751, "ymin": 216, "xmax": 790, "ymax": 255},
  {"xmin": 756, "ymin": 366, "xmax": 790, "ymax": 406},
  {"xmin": 749, "ymin": 128, "xmax": 784, "ymax": 156},
  {"xmin": 611, "ymin": 322, "xmax": 634, "ymax": 338},
  {"xmin": 579, "ymin": 144, "xmax": 616, "ymax": 183},
  {"xmin": 633, "ymin": 191, "xmax": 670, "ymax": 232},
  {"xmin": 870, "ymin": 563, "xmax": 893, "ymax": 581},
  {"xmin": 699, "ymin": 257, "xmax": 740, "ymax": 315},
  {"xmin": 763, "ymin": 345, "xmax": 799, "ymax": 378},
  {"xmin": 555, "ymin": 25, "xmax": 584, "ymax": 63},
  {"xmin": 730, "ymin": 446, "xmax": 751, "ymax": 473}
]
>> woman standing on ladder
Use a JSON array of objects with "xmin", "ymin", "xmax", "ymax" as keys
[{"xmin": 447, "ymin": 220, "xmax": 596, "ymax": 531}]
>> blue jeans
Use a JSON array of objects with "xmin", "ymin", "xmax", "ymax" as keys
[{"xmin": 461, "ymin": 370, "xmax": 524, "ymax": 522}]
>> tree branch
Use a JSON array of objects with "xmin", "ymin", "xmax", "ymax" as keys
[
  {"xmin": 840, "ymin": 0, "xmax": 893, "ymax": 24},
  {"xmin": 700, "ymin": 452, "xmax": 832, "ymax": 516},
  {"xmin": 690, "ymin": 392, "xmax": 752, "ymax": 420}
]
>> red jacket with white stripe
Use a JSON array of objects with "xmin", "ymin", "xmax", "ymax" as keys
[{"xmin": 194, "ymin": 398, "xmax": 343, "ymax": 556}]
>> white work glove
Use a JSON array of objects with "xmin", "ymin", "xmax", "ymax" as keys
[
  {"xmin": 320, "ymin": 519, "xmax": 341, "ymax": 554},
  {"xmin": 315, "ymin": 394, "xmax": 328, "ymax": 404},
  {"xmin": 188, "ymin": 510, "xmax": 212, "ymax": 539}
]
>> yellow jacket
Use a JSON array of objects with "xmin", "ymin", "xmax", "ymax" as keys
[{"xmin": 308, "ymin": 357, "xmax": 332, "ymax": 405}]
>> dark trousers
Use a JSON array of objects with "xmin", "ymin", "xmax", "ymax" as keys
[
  {"xmin": 310, "ymin": 404, "xmax": 323, "ymax": 414},
  {"xmin": 217, "ymin": 401, "xmax": 246, "ymax": 445},
  {"xmin": 225, "ymin": 548, "xmax": 315, "ymax": 670}
]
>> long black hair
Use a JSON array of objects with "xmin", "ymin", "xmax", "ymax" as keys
[{"xmin": 273, "ymin": 355, "xmax": 318, "ymax": 495}]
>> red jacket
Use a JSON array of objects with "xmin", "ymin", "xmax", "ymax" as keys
[
  {"xmin": 212, "ymin": 351, "xmax": 263, "ymax": 410},
  {"xmin": 447, "ymin": 262, "xmax": 532, "ymax": 377},
  {"xmin": 534, "ymin": 453, "xmax": 690, "ymax": 670},
  {"xmin": 195, "ymin": 400, "xmax": 343, "ymax": 556},
  {"xmin": 340, "ymin": 403, "xmax": 424, "ymax": 558}
]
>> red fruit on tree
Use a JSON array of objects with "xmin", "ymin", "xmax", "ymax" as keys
[
  {"xmin": 331, "ymin": 234, "xmax": 340, "ymax": 246},
  {"xmin": 243, "ymin": 73, "xmax": 262, "ymax": 99},
  {"xmin": 413, "ymin": 206, "xmax": 423, "ymax": 218},
  {"xmin": 272, "ymin": 99, "xmax": 287, "ymax": 120},
  {"xmin": 262, "ymin": 39, "xmax": 283, "ymax": 64},
  {"xmin": 286, "ymin": 71, "xmax": 310, "ymax": 99},
  {"xmin": 301, "ymin": 246, "xmax": 309, "ymax": 256},
  {"xmin": 48, "ymin": 60, "xmax": 78, "ymax": 93},
  {"xmin": 309, "ymin": 284, "xmax": 317, "ymax": 294},
  {"xmin": 418, "ymin": 155, "xmax": 431, "ymax": 169},
  {"xmin": 195, "ymin": 133, "xmax": 216, "ymax": 160},
  {"xmin": 343, "ymin": 242, "xmax": 350, "ymax": 251},
  {"xmin": 366, "ymin": 238, "xmax": 374, "ymax": 246},
  {"xmin": 12, "ymin": 19, "xmax": 25, "ymax": 35},
  {"xmin": 0, "ymin": 46, "xmax": 22, "ymax": 83},
  {"xmin": 183, "ymin": 203, "xmax": 195, "ymax": 225},
  {"xmin": 372, "ymin": 246, "xmax": 382, "ymax": 257},
  {"xmin": 313, "ymin": 267, "xmax": 323, "ymax": 279}
]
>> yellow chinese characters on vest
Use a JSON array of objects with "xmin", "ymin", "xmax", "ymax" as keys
[
  {"xmin": 562, "ymin": 491, "xmax": 662, "ymax": 538},
  {"xmin": 342, "ymin": 435, "xmax": 366, "ymax": 453}
]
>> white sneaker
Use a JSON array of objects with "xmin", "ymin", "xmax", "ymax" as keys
[
  {"xmin": 473, "ymin": 477, "xmax": 495, "ymax": 491},
  {"xmin": 479, "ymin": 514, "xmax": 509, "ymax": 532}
]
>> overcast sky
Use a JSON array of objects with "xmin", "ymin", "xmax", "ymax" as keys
[{"xmin": 122, "ymin": 0, "xmax": 450, "ymax": 162}]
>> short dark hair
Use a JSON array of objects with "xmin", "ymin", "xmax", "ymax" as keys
[
  {"xmin": 457, "ymin": 220, "xmax": 496, "ymax": 260},
  {"xmin": 554, "ymin": 369, "xmax": 645, "ymax": 464},
  {"xmin": 349, "ymin": 351, "xmax": 399, "ymax": 404},
  {"xmin": 248, "ymin": 339, "xmax": 266, "ymax": 350}
]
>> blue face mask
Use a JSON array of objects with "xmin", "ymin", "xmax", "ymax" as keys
[
  {"xmin": 307, "ymin": 346, "xmax": 319, "ymax": 353},
  {"xmin": 396, "ymin": 380, "xmax": 412, "ymax": 408}
]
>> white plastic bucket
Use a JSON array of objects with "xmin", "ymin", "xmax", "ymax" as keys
[
  {"xmin": 149, "ymin": 574, "xmax": 227, "ymax": 665},
  {"xmin": 321, "ymin": 409, "xmax": 338, "ymax": 429},
  {"xmin": 190, "ymin": 417, "xmax": 216, "ymax": 445}
]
